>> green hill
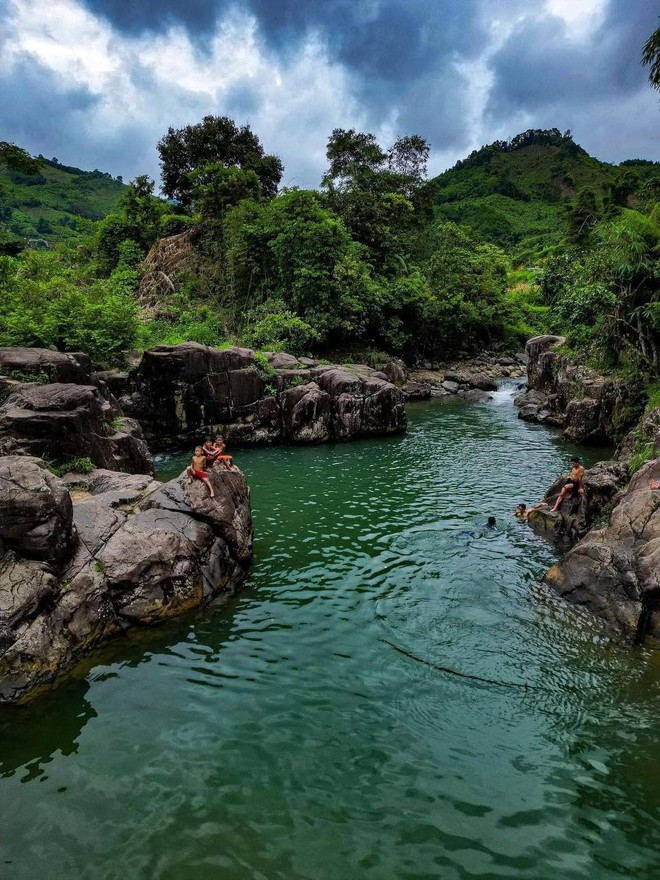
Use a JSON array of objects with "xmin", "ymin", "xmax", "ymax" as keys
[
  {"xmin": 426, "ymin": 128, "xmax": 660, "ymax": 257},
  {"xmin": 0, "ymin": 155, "xmax": 127, "ymax": 246}
]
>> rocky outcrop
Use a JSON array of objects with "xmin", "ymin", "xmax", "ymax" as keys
[
  {"xmin": 527, "ymin": 459, "xmax": 629, "ymax": 546},
  {"xmin": 0, "ymin": 456, "xmax": 253, "ymax": 704},
  {"xmin": 121, "ymin": 343, "xmax": 407, "ymax": 448},
  {"xmin": 0, "ymin": 382, "xmax": 153, "ymax": 475},
  {"xmin": 515, "ymin": 335, "xmax": 642, "ymax": 442},
  {"xmin": 0, "ymin": 347, "xmax": 91, "ymax": 386},
  {"xmin": 543, "ymin": 458, "xmax": 660, "ymax": 641}
]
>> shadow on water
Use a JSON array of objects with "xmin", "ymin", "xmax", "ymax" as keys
[{"xmin": 1, "ymin": 389, "xmax": 659, "ymax": 880}]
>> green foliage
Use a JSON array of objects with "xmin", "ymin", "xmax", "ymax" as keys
[
  {"xmin": 244, "ymin": 299, "xmax": 319, "ymax": 354},
  {"xmin": 48, "ymin": 456, "xmax": 95, "ymax": 477},
  {"xmin": 541, "ymin": 206, "xmax": 660, "ymax": 374},
  {"xmin": 188, "ymin": 164, "xmax": 262, "ymax": 222},
  {"xmin": 642, "ymin": 22, "xmax": 660, "ymax": 90},
  {"xmin": 629, "ymin": 438, "xmax": 654, "ymax": 473},
  {"xmin": 0, "ymin": 151, "xmax": 126, "ymax": 247},
  {"xmin": 157, "ymin": 115, "xmax": 283, "ymax": 207},
  {"xmin": 0, "ymin": 250, "xmax": 140, "ymax": 366},
  {"xmin": 426, "ymin": 130, "xmax": 660, "ymax": 255}
]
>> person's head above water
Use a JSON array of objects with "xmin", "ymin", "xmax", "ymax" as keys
[
  {"xmin": 516, "ymin": 503, "xmax": 526, "ymax": 511},
  {"xmin": 487, "ymin": 516, "xmax": 497, "ymax": 527}
]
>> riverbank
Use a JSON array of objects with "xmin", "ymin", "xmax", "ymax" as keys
[{"xmin": 4, "ymin": 390, "xmax": 658, "ymax": 880}]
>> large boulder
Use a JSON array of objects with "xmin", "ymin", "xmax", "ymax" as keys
[
  {"xmin": 0, "ymin": 347, "xmax": 91, "ymax": 385},
  {"xmin": 528, "ymin": 459, "xmax": 630, "ymax": 547},
  {"xmin": 0, "ymin": 462, "xmax": 253, "ymax": 704},
  {"xmin": 123, "ymin": 343, "xmax": 407, "ymax": 448},
  {"xmin": 0, "ymin": 456, "xmax": 73, "ymax": 562},
  {"xmin": 544, "ymin": 459, "xmax": 660, "ymax": 640},
  {"xmin": 525, "ymin": 335, "xmax": 566, "ymax": 391},
  {"xmin": 0, "ymin": 382, "xmax": 152, "ymax": 474}
]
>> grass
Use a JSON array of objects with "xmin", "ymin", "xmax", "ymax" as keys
[
  {"xmin": 0, "ymin": 156, "xmax": 126, "ymax": 246},
  {"xmin": 47, "ymin": 456, "xmax": 95, "ymax": 477}
]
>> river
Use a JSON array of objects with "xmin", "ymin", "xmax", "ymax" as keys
[{"xmin": 1, "ymin": 387, "xmax": 660, "ymax": 879}]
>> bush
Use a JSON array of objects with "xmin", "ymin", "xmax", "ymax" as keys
[{"xmin": 244, "ymin": 299, "xmax": 319, "ymax": 353}]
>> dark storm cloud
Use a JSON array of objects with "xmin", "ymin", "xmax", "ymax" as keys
[
  {"xmin": 0, "ymin": 55, "xmax": 99, "ymax": 156},
  {"xmin": 487, "ymin": 0, "xmax": 658, "ymax": 124},
  {"xmin": 81, "ymin": 0, "xmax": 487, "ymax": 80},
  {"xmin": 82, "ymin": 0, "xmax": 223, "ymax": 35}
]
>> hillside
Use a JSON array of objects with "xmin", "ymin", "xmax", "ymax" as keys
[
  {"xmin": 0, "ymin": 156, "xmax": 127, "ymax": 246},
  {"xmin": 426, "ymin": 129, "xmax": 660, "ymax": 257}
]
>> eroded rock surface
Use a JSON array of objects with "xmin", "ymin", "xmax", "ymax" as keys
[
  {"xmin": 121, "ymin": 342, "xmax": 406, "ymax": 448},
  {"xmin": 0, "ymin": 458, "xmax": 253, "ymax": 704},
  {"xmin": 0, "ymin": 382, "xmax": 152, "ymax": 474},
  {"xmin": 516, "ymin": 335, "xmax": 641, "ymax": 442},
  {"xmin": 544, "ymin": 459, "xmax": 660, "ymax": 640}
]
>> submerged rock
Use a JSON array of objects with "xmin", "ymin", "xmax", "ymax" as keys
[{"xmin": 0, "ymin": 459, "xmax": 253, "ymax": 704}]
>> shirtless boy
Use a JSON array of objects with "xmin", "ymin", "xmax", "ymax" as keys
[
  {"xmin": 187, "ymin": 446, "xmax": 215, "ymax": 497},
  {"xmin": 552, "ymin": 456, "xmax": 585, "ymax": 512},
  {"xmin": 202, "ymin": 437, "xmax": 220, "ymax": 468},
  {"xmin": 212, "ymin": 435, "xmax": 238, "ymax": 471}
]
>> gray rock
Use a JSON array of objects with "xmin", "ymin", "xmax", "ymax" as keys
[
  {"xmin": 0, "ymin": 347, "xmax": 91, "ymax": 384},
  {"xmin": 0, "ymin": 383, "xmax": 153, "ymax": 474},
  {"xmin": 442, "ymin": 380, "xmax": 460, "ymax": 393},
  {"xmin": 0, "ymin": 456, "xmax": 73, "ymax": 562},
  {"xmin": 0, "ymin": 460, "xmax": 253, "ymax": 704},
  {"xmin": 544, "ymin": 459, "xmax": 660, "ymax": 639}
]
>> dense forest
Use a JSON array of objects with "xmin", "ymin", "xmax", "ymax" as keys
[{"xmin": 0, "ymin": 29, "xmax": 659, "ymax": 384}]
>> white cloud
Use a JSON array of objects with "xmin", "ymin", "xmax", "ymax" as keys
[
  {"xmin": 0, "ymin": 0, "xmax": 367, "ymax": 187},
  {"xmin": 545, "ymin": 0, "xmax": 608, "ymax": 39}
]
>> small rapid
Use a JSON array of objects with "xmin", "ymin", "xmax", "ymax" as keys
[{"xmin": 2, "ymin": 391, "xmax": 660, "ymax": 880}]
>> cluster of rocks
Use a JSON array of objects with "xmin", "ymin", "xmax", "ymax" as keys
[
  {"xmin": 514, "ymin": 335, "xmax": 638, "ymax": 443},
  {"xmin": 0, "ymin": 347, "xmax": 153, "ymax": 475},
  {"xmin": 116, "ymin": 343, "xmax": 407, "ymax": 449},
  {"xmin": 0, "ymin": 342, "xmax": 412, "ymax": 702},
  {"xmin": 0, "ymin": 456, "xmax": 252, "ymax": 704},
  {"xmin": 405, "ymin": 353, "xmax": 527, "ymax": 402}
]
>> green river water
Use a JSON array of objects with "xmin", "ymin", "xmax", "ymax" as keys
[{"xmin": 2, "ymin": 387, "xmax": 660, "ymax": 879}]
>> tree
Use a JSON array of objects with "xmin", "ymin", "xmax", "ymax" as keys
[
  {"xmin": 321, "ymin": 128, "xmax": 430, "ymax": 274},
  {"xmin": 119, "ymin": 175, "xmax": 162, "ymax": 247},
  {"xmin": 187, "ymin": 164, "xmax": 262, "ymax": 222},
  {"xmin": 642, "ymin": 22, "xmax": 660, "ymax": 90},
  {"xmin": 0, "ymin": 143, "xmax": 41, "ymax": 175},
  {"xmin": 157, "ymin": 115, "xmax": 283, "ymax": 206},
  {"xmin": 566, "ymin": 186, "xmax": 601, "ymax": 244}
]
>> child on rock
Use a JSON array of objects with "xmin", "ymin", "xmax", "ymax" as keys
[{"xmin": 187, "ymin": 446, "xmax": 215, "ymax": 498}]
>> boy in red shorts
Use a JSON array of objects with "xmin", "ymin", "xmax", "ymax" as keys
[{"xmin": 187, "ymin": 446, "xmax": 215, "ymax": 498}]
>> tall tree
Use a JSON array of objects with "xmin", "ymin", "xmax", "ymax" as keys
[{"xmin": 157, "ymin": 116, "xmax": 283, "ymax": 206}]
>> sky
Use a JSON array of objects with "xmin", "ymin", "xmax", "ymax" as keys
[{"xmin": 0, "ymin": 0, "xmax": 658, "ymax": 190}]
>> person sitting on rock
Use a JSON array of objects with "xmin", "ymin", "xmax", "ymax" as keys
[
  {"xmin": 187, "ymin": 446, "xmax": 215, "ymax": 498},
  {"xmin": 551, "ymin": 457, "xmax": 585, "ymax": 512},
  {"xmin": 212, "ymin": 435, "xmax": 238, "ymax": 471},
  {"xmin": 202, "ymin": 436, "xmax": 220, "ymax": 468},
  {"xmin": 650, "ymin": 479, "xmax": 660, "ymax": 490}
]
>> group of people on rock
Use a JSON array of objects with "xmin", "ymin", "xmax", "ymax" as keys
[
  {"xmin": 187, "ymin": 435, "xmax": 238, "ymax": 498},
  {"xmin": 514, "ymin": 456, "xmax": 586, "ymax": 522}
]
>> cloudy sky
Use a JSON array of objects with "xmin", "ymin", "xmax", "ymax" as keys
[{"xmin": 0, "ymin": 0, "xmax": 658, "ymax": 189}]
